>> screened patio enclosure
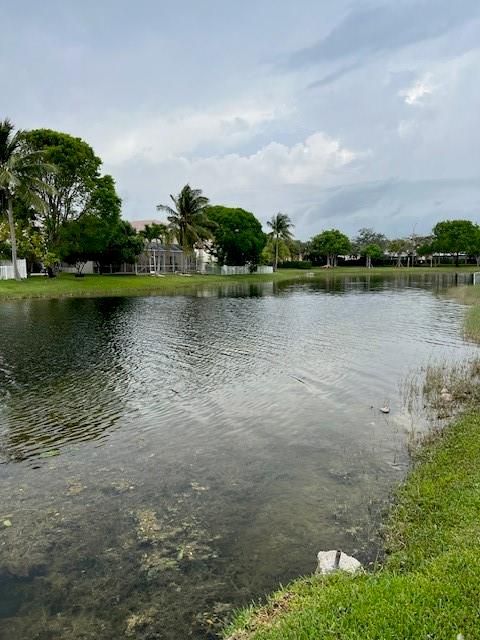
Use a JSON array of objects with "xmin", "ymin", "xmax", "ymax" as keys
[{"xmin": 136, "ymin": 242, "xmax": 197, "ymax": 274}]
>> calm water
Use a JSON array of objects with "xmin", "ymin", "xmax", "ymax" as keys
[{"xmin": 0, "ymin": 273, "xmax": 475, "ymax": 639}]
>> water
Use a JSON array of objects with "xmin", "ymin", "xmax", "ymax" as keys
[{"xmin": 0, "ymin": 273, "xmax": 475, "ymax": 639}]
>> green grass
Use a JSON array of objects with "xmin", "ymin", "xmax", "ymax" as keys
[
  {"xmin": 225, "ymin": 412, "xmax": 480, "ymax": 639},
  {"xmin": 0, "ymin": 265, "xmax": 476, "ymax": 300},
  {"xmin": 448, "ymin": 285, "xmax": 480, "ymax": 342}
]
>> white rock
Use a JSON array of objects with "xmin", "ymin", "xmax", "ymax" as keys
[{"xmin": 316, "ymin": 550, "xmax": 362, "ymax": 575}]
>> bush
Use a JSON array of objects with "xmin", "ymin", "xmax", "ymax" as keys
[{"xmin": 278, "ymin": 260, "xmax": 312, "ymax": 269}]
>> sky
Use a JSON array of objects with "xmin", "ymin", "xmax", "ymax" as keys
[{"xmin": 2, "ymin": 0, "xmax": 480, "ymax": 239}]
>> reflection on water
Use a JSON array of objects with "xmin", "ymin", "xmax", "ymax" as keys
[{"xmin": 0, "ymin": 273, "xmax": 475, "ymax": 639}]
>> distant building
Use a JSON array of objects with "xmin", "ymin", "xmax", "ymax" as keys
[{"xmin": 130, "ymin": 219, "xmax": 167, "ymax": 233}]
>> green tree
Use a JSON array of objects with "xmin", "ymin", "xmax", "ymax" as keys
[
  {"xmin": 0, "ymin": 119, "xmax": 53, "ymax": 280},
  {"xmin": 100, "ymin": 220, "xmax": 144, "ymax": 267},
  {"xmin": 431, "ymin": 220, "xmax": 478, "ymax": 266},
  {"xmin": 388, "ymin": 238, "xmax": 409, "ymax": 267},
  {"xmin": 141, "ymin": 222, "xmax": 172, "ymax": 244},
  {"xmin": 262, "ymin": 236, "xmax": 291, "ymax": 265},
  {"xmin": 157, "ymin": 184, "xmax": 213, "ymax": 254},
  {"xmin": 468, "ymin": 226, "xmax": 480, "ymax": 266},
  {"xmin": 60, "ymin": 217, "xmax": 143, "ymax": 274},
  {"xmin": 0, "ymin": 219, "xmax": 49, "ymax": 270},
  {"xmin": 23, "ymin": 129, "xmax": 103, "ymax": 248},
  {"xmin": 362, "ymin": 243, "xmax": 383, "ymax": 268},
  {"xmin": 352, "ymin": 228, "xmax": 388, "ymax": 254},
  {"xmin": 286, "ymin": 238, "xmax": 308, "ymax": 261},
  {"xmin": 206, "ymin": 205, "xmax": 266, "ymax": 266},
  {"xmin": 88, "ymin": 174, "xmax": 122, "ymax": 222},
  {"xmin": 267, "ymin": 212, "xmax": 294, "ymax": 271},
  {"xmin": 309, "ymin": 229, "xmax": 351, "ymax": 267}
]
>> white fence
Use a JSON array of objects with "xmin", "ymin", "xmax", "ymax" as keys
[
  {"xmin": 204, "ymin": 264, "xmax": 274, "ymax": 276},
  {"xmin": 474, "ymin": 272, "xmax": 480, "ymax": 286},
  {"xmin": 0, "ymin": 259, "xmax": 27, "ymax": 280}
]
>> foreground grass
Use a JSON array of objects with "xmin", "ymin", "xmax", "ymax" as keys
[
  {"xmin": 225, "ymin": 411, "xmax": 480, "ymax": 639},
  {"xmin": 0, "ymin": 265, "xmax": 475, "ymax": 300},
  {"xmin": 449, "ymin": 285, "xmax": 480, "ymax": 342}
]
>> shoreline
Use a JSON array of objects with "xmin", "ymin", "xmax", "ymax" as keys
[{"xmin": 0, "ymin": 266, "xmax": 476, "ymax": 301}]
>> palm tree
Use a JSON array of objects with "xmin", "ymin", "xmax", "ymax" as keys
[
  {"xmin": 141, "ymin": 222, "xmax": 172, "ymax": 244},
  {"xmin": 0, "ymin": 119, "xmax": 52, "ymax": 280},
  {"xmin": 157, "ymin": 184, "xmax": 212, "ymax": 250},
  {"xmin": 267, "ymin": 212, "xmax": 294, "ymax": 271}
]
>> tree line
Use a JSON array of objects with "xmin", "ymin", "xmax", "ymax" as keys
[{"xmin": 2, "ymin": 118, "xmax": 478, "ymax": 279}]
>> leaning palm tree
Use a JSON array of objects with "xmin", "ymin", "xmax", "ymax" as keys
[
  {"xmin": 267, "ymin": 212, "xmax": 294, "ymax": 271},
  {"xmin": 0, "ymin": 119, "xmax": 53, "ymax": 280},
  {"xmin": 157, "ymin": 184, "xmax": 213, "ymax": 271}
]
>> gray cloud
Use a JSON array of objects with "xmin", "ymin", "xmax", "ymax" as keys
[
  {"xmin": 299, "ymin": 178, "xmax": 480, "ymax": 237},
  {"xmin": 289, "ymin": 0, "xmax": 480, "ymax": 69},
  {"xmin": 2, "ymin": 1, "xmax": 480, "ymax": 240}
]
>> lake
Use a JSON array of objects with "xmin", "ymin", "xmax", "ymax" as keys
[{"xmin": 0, "ymin": 273, "xmax": 475, "ymax": 639}]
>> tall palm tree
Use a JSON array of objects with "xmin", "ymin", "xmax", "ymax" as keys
[
  {"xmin": 267, "ymin": 212, "xmax": 294, "ymax": 271},
  {"xmin": 157, "ymin": 184, "xmax": 213, "ymax": 271},
  {"xmin": 0, "ymin": 119, "xmax": 52, "ymax": 280}
]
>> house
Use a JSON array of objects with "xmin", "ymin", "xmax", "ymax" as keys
[{"xmin": 129, "ymin": 218, "xmax": 217, "ymax": 274}]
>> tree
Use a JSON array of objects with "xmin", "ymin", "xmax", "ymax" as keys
[
  {"xmin": 141, "ymin": 222, "xmax": 171, "ymax": 244},
  {"xmin": 431, "ymin": 220, "xmax": 478, "ymax": 266},
  {"xmin": 262, "ymin": 236, "xmax": 291, "ymax": 264},
  {"xmin": 286, "ymin": 238, "xmax": 308, "ymax": 261},
  {"xmin": 0, "ymin": 119, "xmax": 53, "ymax": 280},
  {"xmin": 60, "ymin": 217, "xmax": 143, "ymax": 273},
  {"xmin": 468, "ymin": 226, "xmax": 480, "ymax": 267},
  {"xmin": 267, "ymin": 213, "xmax": 294, "ymax": 271},
  {"xmin": 388, "ymin": 238, "xmax": 409, "ymax": 267},
  {"xmin": 88, "ymin": 174, "xmax": 122, "ymax": 222},
  {"xmin": 0, "ymin": 218, "xmax": 48, "ymax": 271},
  {"xmin": 352, "ymin": 228, "xmax": 388, "ymax": 255},
  {"xmin": 23, "ymin": 129, "xmax": 103, "ymax": 249},
  {"xmin": 157, "ymin": 184, "xmax": 213, "ymax": 255},
  {"xmin": 206, "ymin": 205, "xmax": 266, "ymax": 266},
  {"xmin": 362, "ymin": 243, "xmax": 383, "ymax": 268},
  {"xmin": 100, "ymin": 220, "xmax": 144, "ymax": 267},
  {"xmin": 309, "ymin": 229, "xmax": 351, "ymax": 267}
]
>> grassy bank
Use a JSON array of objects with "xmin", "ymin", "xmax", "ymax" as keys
[
  {"xmin": 0, "ymin": 265, "xmax": 476, "ymax": 300},
  {"xmin": 448, "ymin": 284, "xmax": 480, "ymax": 342},
  {"xmin": 225, "ymin": 408, "xmax": 480, "ymax": 640}
]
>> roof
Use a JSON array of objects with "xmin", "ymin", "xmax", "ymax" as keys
[{"xmin": 144, "ymin": 242, "xmax": 184, "ymax": 253}]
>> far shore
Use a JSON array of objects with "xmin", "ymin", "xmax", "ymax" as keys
[{"xmin": 0, "ymin": 265, "xmax": 477, "ymax": 301}]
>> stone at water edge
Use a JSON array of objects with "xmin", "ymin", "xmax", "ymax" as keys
[{"xmin": 316, "ymin": 550, "xmax": 362, "ymax": 575}]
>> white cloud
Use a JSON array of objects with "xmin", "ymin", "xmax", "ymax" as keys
[
  {"xmin": 399, "ymin": 73, "xmax": 435, "ymax": 105},
  {"xmin": 172, "ymin": 131, "xmax": 359, "ymax": 190},
  {"xmin": 97, "ymin": 103, "xmax": 291, "ymax": 164}
]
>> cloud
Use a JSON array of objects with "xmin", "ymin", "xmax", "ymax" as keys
[
  {"xmin": 98, "ymin": 103, "xmax": 290, "ymax": 164},
  {"xmin": 109, "ymin": 131, "xmax": 361, "ymax": 227},
  {"xmin": 399, "ymin": 73, "xmax": 435, "ymax": 105},
  {"xmin": 308, "ymin": 62, "xmax": 363, "ymax": 89},
  {"xmin": 288, "ymin": 0, "xmax": 480, "ymax": 69},
  {"xmin": 160, "ymin": 131, "xmax": 358, "ymax": 190},
  {"xmin": 299, "ymin": 178, "xmax": 480, "ymax": 237}
]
